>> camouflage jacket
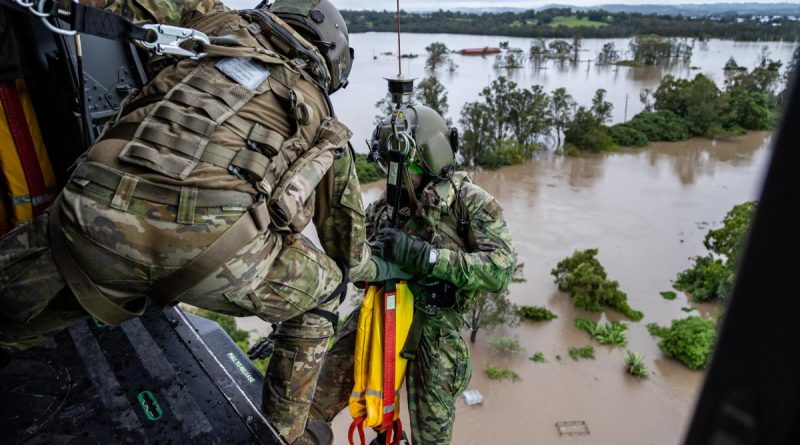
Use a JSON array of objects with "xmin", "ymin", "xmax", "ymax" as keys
[
  {"xmin": 79, "ymin": 0, "xmax": 374, "ymax": 282},
  {"xmin": 365, "ymin": 172, "xmax": 516, "ymax": 310}
]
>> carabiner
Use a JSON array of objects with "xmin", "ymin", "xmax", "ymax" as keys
[{"xmin": 140, "ymin": 24, "xmax": 210, "ymax": 59}]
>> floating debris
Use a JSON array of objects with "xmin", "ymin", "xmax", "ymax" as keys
[
  {"xmin": 463, "ymin": 389, "xmax": 484, "ymax": 406},
  {"xmin": 555, "ymin": 420, "xmax": 590, "ymax": 436}
]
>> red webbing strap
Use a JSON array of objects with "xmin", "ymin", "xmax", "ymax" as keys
[
  {"xmin": 348, "ymin": 416, "xmax": 366, "ymax": 445},
  {"xmin": 382, "ymin": 282, "xmax": 398, "ymax": 430},
  {"xmin": 0, "ymin": 81, "xmax": 48, "ymax": 216}
]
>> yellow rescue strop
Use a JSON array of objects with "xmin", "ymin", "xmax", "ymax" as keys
[
  {"xmin": 348, "ymin": 282, "xmax": 414, "ymax": 445},
  {"xmin": 0, "ymin": 79, "xmax": 57, "ymax": 235}
]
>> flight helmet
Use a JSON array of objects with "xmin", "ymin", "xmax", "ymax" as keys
[{"xmin": 271, "ymin": 0, "xmax": 354, "ymax": 93}]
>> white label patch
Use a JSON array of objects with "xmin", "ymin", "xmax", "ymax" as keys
[
  {"xmin": 386, "ymin": 295, "xmax": 396, "ymax": 310},
  {"xmin": 216, "ymin": 57, "xmax": 270, "ymax": 91}
]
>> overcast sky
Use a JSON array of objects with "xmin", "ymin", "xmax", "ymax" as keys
[{"xmin": 330, "ymin": 0, "xmax": 796, "ymax": 10}]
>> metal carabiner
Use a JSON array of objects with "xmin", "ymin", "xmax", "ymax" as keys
[
  {"xmin": 140, "ymin": 24, "xmax": 210, "ymax": 59},
  {"xmin": 37, "ymin": 0, "xmax": 77, "ymax": 35}
]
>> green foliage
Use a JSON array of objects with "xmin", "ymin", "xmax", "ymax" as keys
[
  {"xmin": 575, "ymin": 317, "xmax": 628, "ymax": 346},
  {"xmin": 674, "ymin": 202, "xmax": 756, "ymax": 302},
  {"xmin": 459, "ymin": 77, "xmax": 548, "ymax": 168},
  {"xmin": 414, "ymin": 76, "xmax": 449, "ymax": 118},
  {"xmin": 629, "ymin": 35, "xmax": 692, "ymax": 65},
  {"xmin": 519, "ymin": 305, "xmax": 558, "ymax": 322},
  {"xmin": 591, "ymin": 89, "xmax": 614, "ymax": 124},
  {"xmin": 488, "ymin": 336, "xmax": 526, "ymax": 356},
  {"xmin": 477, "ymin": 142, "xmax": 528, "ymax": 169},
  {"xmin": 704, "ymin": 202, "xmax": 757, "ymax": 264},
  {"xmin": 529, "ymin": 352, "xmax": 546, "ymax": 363},
  {"xmin": 647, "ymin": 316, "xmax": 717, "ymax": 369},
  {"xmin": 568, "ymin": 346, "xmax": 596, "ymax": 361},
  {"xmin": 624, "ymin": 351, "xmax": 649, "ymax": 378},
  {"xmin": 354, "ymin": 153, "xmax": 384, "ymax": 185},
  {"xmin": 564, "ymin": 106, "xmax": 616, "ymax": 153},
  {"xmin": 645, "ymin": 67, "xmax": 782, "ymax": 139},
  {"xmin": 550, "ymin": 87, "xmax": 577, "ymax": 149},
  {"xmin": 609, "ymin": 124, "xmax": 649, "ymax": 147},
  {"xmin": 625, "ymin": 110, "xmax": 691, "ymax": 142},
  {"xmin": 674, "ymin": 256, "xmax": 732, "ymax": 302},
  {"xmin": 484, "ymin": 363, "xmax": 521, "ymax": 381},
  {"xmin": 654, "ymin": 74, "xmax": 722, "ymax": 137},
  {"xmin": 660, "ymin": 291, "xmax": 678, "ymax": 301},
  {"xmin": 552, "ymin": 249, "xmax": 643, "ymax": 321},
  {"xmin": 549, "ymin": 16, "xmax": 608, "ymax": 29},
  {"xmin": 555, "ymin": 354, "xmax": 563, "ymax": 362}
]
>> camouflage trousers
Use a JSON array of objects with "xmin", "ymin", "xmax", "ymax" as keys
[
  {"xmin": 0, "ymin": 183, "xmax": 343, "ymax": 443},
  {"xmin": 311, "ymin": 305, "xmax": 472, "ymax": 445}
]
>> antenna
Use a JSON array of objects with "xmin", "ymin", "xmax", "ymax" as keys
[{"xmin": 396, "ymin": 0, "xmax": 402, "ymax": 77}]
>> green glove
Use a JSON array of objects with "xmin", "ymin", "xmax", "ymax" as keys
[
  {"xmin": 371, "ymin": 257, "xmax": 413, "ymax": 282},
  {"xmin": 372, "ymin": 227, "xmax": 433, "ymax": 275}
]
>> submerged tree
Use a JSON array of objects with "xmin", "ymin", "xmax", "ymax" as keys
[
  {"xmin": 674, "ymin": 202, "xmax": 757, "ymax": 302},
  {"xmin": 414, "ymin": 76, "xmax": 449, "ymax": 118},
  {"xmin": 467, "ymin": 261, "xmax": 525, "ymax": 343},
  {"xmin": 597, "ymin": 42, "xmax": 620, "ymax": 65},
  {"xmin": 549, "ymin": 87, "xmax": 577, "ymax": 149},
  {"xmin": 548, "ymin": 40, "xmax": 572, "ymax": 59},
  {"xmin": 425, "ymin": 41, "xmax": 451, "ymax": 72},
  {"xmin": 529, "ymin": 38, "xmax": 547, "ymax": 62},
  {"xmin": 459, "ymin": 101, "xmax": 493, "ymax": 167},
  {"xmin": 591, "ymin": 88, "xmax": 613, "ymax": 124}
]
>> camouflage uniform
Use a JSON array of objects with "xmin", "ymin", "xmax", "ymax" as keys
[
  {"xmin": 0, "ymin": 1, "xmax": 373, "ymax": 443},
  {"xmin": 311, "ymin": 172, "xmax": 516, "ymax": 444}
]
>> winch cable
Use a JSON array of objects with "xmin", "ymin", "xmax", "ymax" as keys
[{"xmin": 379, "ymin": 2, "xmax": 408, "ymax": 442}]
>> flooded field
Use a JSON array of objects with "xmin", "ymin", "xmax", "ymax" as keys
[{"xmin": 325, "ymin": 131, "xmax": 773, "ymax": 444}]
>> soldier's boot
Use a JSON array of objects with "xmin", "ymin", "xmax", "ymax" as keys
[{"xmin": 291, "ymin": 420, "xmax": 333, "ymax": 445}]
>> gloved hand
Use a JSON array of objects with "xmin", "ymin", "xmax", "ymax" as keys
[
  {"xmin": 371, "ymin": 256, "xmax": 413, "ymax": 282},
  {"xmin": 371, "ymin": 227, "xmax": 433, "ymax": 275}
]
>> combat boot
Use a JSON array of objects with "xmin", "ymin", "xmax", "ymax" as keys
[{"xmin": 291, "ymin": 420, "xmax": 333, "ymax": 445}]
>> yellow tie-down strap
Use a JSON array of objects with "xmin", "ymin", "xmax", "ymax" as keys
[{"xmin": 349, "ymin": 282, "xmax": 414, "ymax": 428}]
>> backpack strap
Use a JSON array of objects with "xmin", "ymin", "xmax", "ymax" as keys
[{"xmin": 147, "ymin": 200, "xmax": 271, "ymax": 307}]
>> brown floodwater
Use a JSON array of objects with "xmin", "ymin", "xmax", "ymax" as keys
[{"xmin": 240, "ymin": 131, "xmax": 772, "ymax": 444}]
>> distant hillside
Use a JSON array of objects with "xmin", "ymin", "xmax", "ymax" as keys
[
  {"xmin": 342, "ymin": 8, "xmax": 800, "ymax": 41},
  {"xmin": 582, "ymin": 3, "xmax": 800, "ymax": 17}
]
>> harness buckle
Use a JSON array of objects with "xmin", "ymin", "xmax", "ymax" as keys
[{"xmin": 140, "ymin": 24, "xmax": 210, "ymax": 59}]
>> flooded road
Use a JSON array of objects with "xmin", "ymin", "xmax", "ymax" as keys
[{"xmin": 327, "ymin": 131, "xmax": 772, "ymax": 444}]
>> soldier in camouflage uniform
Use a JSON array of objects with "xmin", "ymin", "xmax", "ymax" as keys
[
  {"xmin": 0, "ymin": 1, "xmax": 409, "ymax": 444},
  {"xmin": 310, "ymin": 105, "xmax": 516, "ymax": 444}
]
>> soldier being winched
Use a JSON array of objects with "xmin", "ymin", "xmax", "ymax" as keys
[
  {"xmin": 0, "ymin": 1, "xmax": 410, "ymax": 443},
  {"xmin": 310, "ymin": 105, "xmax": 517, "ymax": 444}
]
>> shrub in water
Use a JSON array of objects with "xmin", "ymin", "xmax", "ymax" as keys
[
  {"xmin": 552, "ymin": 249, "xmax": 643, "ymax": 321},
  {"xmin": 568, "ymin": 346, "xmax": 596, "ymax": 361},
  {"xmin": 488, "ymin": 336, "xmax": 526, "ymax": 355},
  {"xmin": 647, "ymin": 316, "xmax": 717, "ymax": 369},
  {"xmin": 575, "ymin": 317, "xmax": 628, "ymax": 346},
  {"xmin": 519, "ymin": 305, "xmax": 558, "ymax": 321},
  {"xmin": 484, "ymin": 363, "xmax": 521, "ymax": 381},
  {"xmin": 625, "ymin": 351, "xmax": 649, "ymax": 378}
]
